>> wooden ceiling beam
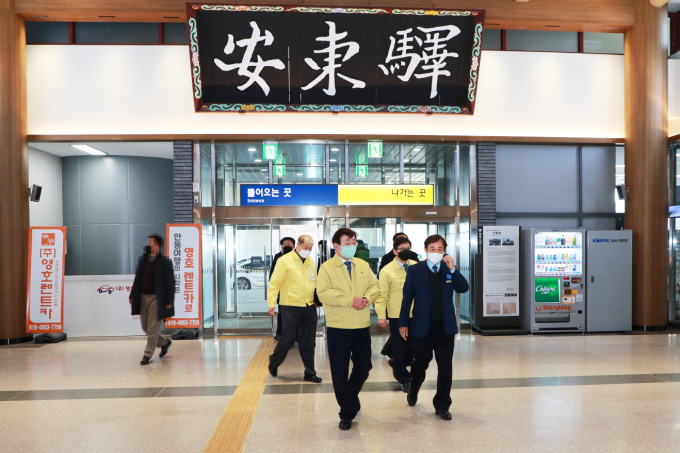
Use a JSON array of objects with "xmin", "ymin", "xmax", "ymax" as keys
[{"xmin": 15, "ymin": 0, "xmax": 633, "ymax": 32}]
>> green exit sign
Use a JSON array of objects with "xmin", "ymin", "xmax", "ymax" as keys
[
  {"xmin": 273, "ymin": 165, "xmax": 285, "ymax": 177},
  {"xmin": 263, "ymin": 143, "xmax": 278, "ymax": 160},
  {"xmin": 367, "ymin": 141, "xmax": 383, "ymax": 158},
  {"xmin": 356, "ymin": 165, "xmax": 368, "ymax": 177}
]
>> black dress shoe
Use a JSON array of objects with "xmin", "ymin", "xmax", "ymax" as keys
[
  {"xmin": 407, "ymin": 388, "xmax": 417, "ymax": 406},
  {"xmin": 140, "ymin": 356, "xmax": 152, "ymax": 365},
  {"xmin": 268, "ymin": 363, "xmax": 277, "ymax": 377},
  {"xmin": 435, "ymin": 409, "xmax": 452, "ymax": 420},
  {"xmin": 159, "ymin": 339, "xmax": 172, "ymax": 358},
  {"xmin": 401, "ymin": 383, "xmax": 411, "ymax": 393},
  {"xmin": 304, "ymin": 373, "xmax": 322, "ymax": 383},
  {"xmin": 339, "ymin": 419, "xmax": 352, "ymax": 430}
]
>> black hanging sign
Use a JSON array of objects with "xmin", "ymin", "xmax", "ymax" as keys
[{"xmin": 186, "ymin": 4, "xmax": 485, "ymax": 114}]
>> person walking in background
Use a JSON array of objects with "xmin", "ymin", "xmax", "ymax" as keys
[
  {"xmin": 129, "ymin": 234, "xmax": 175, "ymax": 365},
  {"xmin": 270, "ymin": 237, "xmax": 295, "ymax": 340},
  {"xmin": 379, "ymin": 233, "xmax": 420, "ymax": 272},
  {"xmin": 399, "ymin": 234, "xmax": 469, "ymax": 420},
  {"xmin": 267, "ymin": 235, "xmax": 322, "ymax": 383},
  {"xmin": 375, "ymin": 236, "xmax": 418, "ymax": 393},
  {"xmin": 317, "ymin": 228, "xmax": 380, "ymax": 431}
]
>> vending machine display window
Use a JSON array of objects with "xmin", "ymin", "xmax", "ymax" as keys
[{"xmin": 534, "ymin": 232, "xmax": 582, "ymax": 276}]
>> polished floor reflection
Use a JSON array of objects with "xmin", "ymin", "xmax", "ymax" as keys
[{"xmin": 4, "ymin": 332, "xmax": 680, "ymax": 452}]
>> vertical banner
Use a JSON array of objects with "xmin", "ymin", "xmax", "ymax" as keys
[
  {"xmin": 165, "ymin": 224, "xmax": 202, "ymax": 329},
  {"xmin": 482, "ymin": 226, "xmax": 520, "ymax": 317},
  {"xmin": 26, "ymin": 227, "xmax": 67, "ymax": 333}
]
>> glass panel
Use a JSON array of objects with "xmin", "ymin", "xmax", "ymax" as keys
[
  {"xmin": 458, "ymin": 218, "xmax": 471, "ymax": 323},
  {"xmin": 403, "ymin": 144, "xmax": 456, "ymax": 205},
  {"xmin": 26, "ymin": 22, "xmax": 69, "ymax": 44},
  {"xmin": 460, "ymin": 145, "xmax": 470, "ymax": 207},
  {"xmin": 200, "ymin": 143, "xmax": 212, "ymax": 207},
  {"xmin": 674, "ymin": 219, "xmax": 680, "ymax": 322},
  {"xmin": 164, "ymin": 22, "xmax": 188, "ymax": 44},
  {"xmin": 583, "ymin": 32, "xmax": 624, "ymax": 54},
  {"xmin": 616, "ymin": 146, "xmax": 626, "ymax": 213},
  {"xmin": 74, "ymin": 22, "xmax": 159, "ymax": 44},
  {"xmin": 506, "ymin": 30, "xmax": 578, "ymax": 53},
  {"xmin": 482, "ymin": 29, "xmax": 502, "ymax": 50},
  {"xmin": 329, "ymin": 144, "xmax": 346, "ymax": 184},
  {"xmin": 348, "ymin": 143, "xmax": 400, "ymax": 184},
  {"xmin": 673, "ymin": 143, "xmax": 680, "ymax": 206}
]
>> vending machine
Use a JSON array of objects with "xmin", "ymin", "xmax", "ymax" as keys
[{"xmin": 522, "ymin": 229, "xmax": 586, "ymax": 333}]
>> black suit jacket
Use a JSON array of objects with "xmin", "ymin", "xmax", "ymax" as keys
[
  {"xmin": 399, "ymin": 261, "xmax": 469, "ymax": 338},
  {"xmin": 130, "ymin": 254, "xmax": 176, "ymax": 321}
]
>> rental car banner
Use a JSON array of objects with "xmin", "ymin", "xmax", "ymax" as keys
[
  {"xmin": 165, "ymin": 224, "xmax": 202, "ymax": 329},
  {"xmin": 26, "ymin": 227, "xmax": 67, "ymax": 333},
  {"xmin": 186, "ymin": 4, "xmax": 485, "ymax": 114}
]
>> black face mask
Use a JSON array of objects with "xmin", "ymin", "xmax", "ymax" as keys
[
  {"xmin": 145, "ymin": 245, "xmax": 152, "ymax": 256},
  {"xmin": 282, "ymin": 246, "xmax": 293, "ymax": 254},
  {"xmin": 398, "ymin": 250, "xmax": 412, "ymax": 261}
]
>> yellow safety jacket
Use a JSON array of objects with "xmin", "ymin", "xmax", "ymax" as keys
[
  {"xmin": 317, "ymin": 254, "xmax": 380, "ymax": 329},
  {"xmin": 375, "ymin": 258, "xmax": 417, "ymax": 319},
  {"xmin": 267, "ymin": 251, "xmax": 317, "ymax": 308}
]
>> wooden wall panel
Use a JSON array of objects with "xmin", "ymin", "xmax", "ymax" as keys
[
  {"xmin": 15, "ymin": 0, "xmax": 633, "ymax": 32},
  {"xmin": 0, "ymin": 4, "xmax": 30, "ymax": 342},
  {"xmin": 624, "ymin": 0, "xmax": 669, "ymax": 329}
]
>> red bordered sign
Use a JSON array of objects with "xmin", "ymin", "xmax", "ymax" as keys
[
  {"xmin": 165, "ymin": 224, "xmax": 202, "ymax": 329},
  {"xmin": 26, "ymin": 227, "xmax": 67, "ymax": 333}
]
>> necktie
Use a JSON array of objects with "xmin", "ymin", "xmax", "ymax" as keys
[
  {"xmin": 344, "ymin": 261, "xmax": 352, "ymax": 279},
  {"xmin": 433, "ymin": 265, "xmax": 438, "ymax": 274},
  {"xmin": 404, "ymin": 263, "xmax": 409, "ymax": 272}
]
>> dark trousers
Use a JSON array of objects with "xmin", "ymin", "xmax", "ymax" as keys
[
  {"xmin": 327, "ymin": 327, "xmax": 372, "ymax": 421},
  {"xmin": 276, "ymin": 301, "xmax": 283, "ymax": 336},
  {"xmin": 269, "ymin": 304, "xmax": 317, "ymax": 375},
  {"xmin": 410, "ymin": 323, "xmax": 455, "ymax": 411},
  {"xmin": 388, "ymin": 317, "xmax": 412, "ymax": 385}
]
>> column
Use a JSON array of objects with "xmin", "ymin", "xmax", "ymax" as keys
[{"xmin": 625, "ymin": 0, "xmax": 669, "ymax": 330}]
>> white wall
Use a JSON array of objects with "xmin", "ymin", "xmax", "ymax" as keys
[
  {"xmin": 28, "ymin": 146, "xmax": 63, "ymax": 227},
  {"xmin": 27, "ymin": 46, "xmax": 625, "ymax": 140}
]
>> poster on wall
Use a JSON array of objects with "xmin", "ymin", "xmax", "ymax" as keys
[
  {"xmin": 165, "ymin": 224, "xmax": 202, "ymax": 329},
  {"xmin": 482, "ymin": 226, "xmax": 520, "ymax": 317},
  {"xmin": 185, "ymin": 4, "xmax": 485, "ymax": 114},
  {"xmin": 26, "ymin": 227, "xmax": 67, "ymax": 333}
]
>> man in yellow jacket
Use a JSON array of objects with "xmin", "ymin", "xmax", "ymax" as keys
[
  {"xmin": 267, "ymin": 235, "xmax": 322, "ymax": 383},
  {"xmin": 317, "ymin": 228, "xmax": 380, "ymax": 431},
  {"xmin": 375, "ymin": 236, "xmax": 417, "ymax": 393}
]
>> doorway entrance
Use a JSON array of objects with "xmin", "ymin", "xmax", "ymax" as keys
[{"xmin": 209, "ymin": 206, "xmax": 465, "ymax": 335}]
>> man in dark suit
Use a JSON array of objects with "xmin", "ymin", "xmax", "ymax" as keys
[
  {"xmin": 379, "ymin": 233, "xmax": 419, "ymax": 272},
  {"xmin": 399, "ymin": 234, "xmax": 469, "ymax": 420},
  {"xmin": 129, "ymin": 234, "xmax": 176, "ymax": 365},
  {"xmin": 270, "ymin": 237, "xmax": 295, "ymax": 339}
]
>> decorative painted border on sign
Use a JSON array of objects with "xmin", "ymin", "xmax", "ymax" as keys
[{"xmin": 186, "ymin": 4, "xmax": 485, "ymax": 115}]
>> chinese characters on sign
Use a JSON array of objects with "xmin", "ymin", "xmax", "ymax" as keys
[
  {"xmin": 188, "ymin": 5, "xmax": 484, "ymax": 113},
  {"xmin": 165, "ymin": 224, "xmax": 202, "ymax": 329},
  {"xmin": 27, "ymin": 227, "xmax": 66, "ymax": 333}
]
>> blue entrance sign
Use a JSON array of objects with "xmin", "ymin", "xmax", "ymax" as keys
[{"xmin": 241, "ymin": 184, "xmax": 338, "ymax": 206}]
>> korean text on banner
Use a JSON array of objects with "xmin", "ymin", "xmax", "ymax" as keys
[
  {"xmin": 26, "ymin": 227, "xmax": 67, "ymax": 333},
  {"xmin": 338, "ymin": 185, "xmax": 434, "ymax": 206},
  {"xmin": 165, "ymin": 224, "xmax": 202, "ymax": 329}
]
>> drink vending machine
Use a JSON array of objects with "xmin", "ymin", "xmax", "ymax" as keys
[{"xmin": 522, "ymin": 229, "xmax": 585, "ymax": 333}]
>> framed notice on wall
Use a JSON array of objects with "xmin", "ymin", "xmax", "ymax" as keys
[
  {"xmin": 482, "ymin": 226, "xmax": 520, "ymax": 317},
  {"xmin": 185, "ymin": 4, "xmax": 485, "ymax": 114},
  {"xmin": 165, "ymin": 224, "xmax": 202, "ymax": 329},
  {"xmin": 26, "ymin": 227, "xmax": 67, "ymax": 333}
]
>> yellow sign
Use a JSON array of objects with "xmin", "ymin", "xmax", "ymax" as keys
[{"xmin": 338, "ymin": 185, "xmax": 434, "ymax": 206}]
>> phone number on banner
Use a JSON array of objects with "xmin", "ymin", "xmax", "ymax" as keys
[
  {"xmin": 28, "ymin": 324, "xmax": 63, "ymax": 331},
  {"xmin": 166, "ymin": 319, "xmax": 201, "ymax": 327}
]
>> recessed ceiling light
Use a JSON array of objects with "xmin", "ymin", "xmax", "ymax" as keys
[
  {"xmin": 254, "ymin": 159, "xmax": 262, "ymax": 162},
  {"xmin": 403, "ymin": 159, "xmax": 410, "ymax": 162},
  {"xmin": 248, "ymin": 147, "xmax": 257, "ymax": 152},
  {"xmin": 615, "ymin": 165, "xmax": 625, "ymax": 168},
  {"xmin": 330, "ymin": 159, "xmax": 337, "ymax": 162},
  {"xmin": 260, "ymin": 169, "xmax": 267, "ymax": 172},
  {"xmin": 296, "ymin": 173, "xmax": 302, "ymax": 176},
  {"xmin": 413, "ymin": 148, "xmax": 422, "ymax": 152},
  {"xmin": 331, "ymin": 147, "xmax": 340, "ymax": 151},
  {"xmin": 392, "ymin": 169, "xmax": 399, "ymax": 172},
  {"xmin": 71, "ymin": 144, "xmax": 106, "ymax": 155}
]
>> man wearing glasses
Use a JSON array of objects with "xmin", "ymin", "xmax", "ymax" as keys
[{"xmin": 375, "ymin": 236, "xmax": 418, "ymax": 393}]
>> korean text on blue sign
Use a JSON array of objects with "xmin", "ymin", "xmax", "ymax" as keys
[{"xmin": 241, "ymin": 185, "xmax": 338, "ymax": 206}]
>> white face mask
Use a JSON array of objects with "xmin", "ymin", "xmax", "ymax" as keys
[
  {"xmin": 298, "ymin": 249, "xmax": 311, "ymax": 259},
  {"xmin": 427, "ymin": 252, "xmax": 444, "ymax": 266}
]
